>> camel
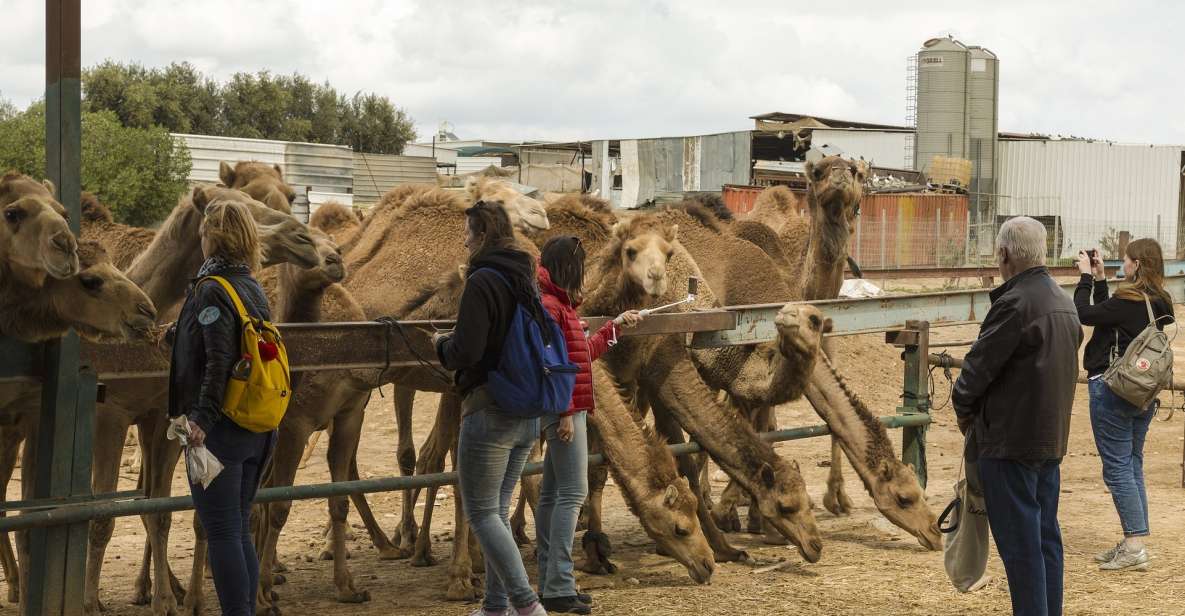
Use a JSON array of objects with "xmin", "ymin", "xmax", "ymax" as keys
[
  {"xmin": 0, "ymin": 237, "xmax": 158, "ymax": 604},
  {"xmin": 45, "ymin": 184, "xmax": 321, "ymax": 615},
  {"xmin": 219, "ymin": 161, "xmax": 297, "ymax": 214},
  {"xmin": 0, "ymin": 171, "xmax": 80, "ymax": 288}
]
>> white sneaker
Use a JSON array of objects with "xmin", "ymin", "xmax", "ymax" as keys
[
  {"xmin": 1100, "ymin": 545, "xmax": 1150, "ymax": 571},
  {"xmin": 513, "ymin": 602, "xmax": 548, "ymax": 616},
  {"xmin": 1094, "ymin": 542, "xmax": 1122, "ymax": 563}
]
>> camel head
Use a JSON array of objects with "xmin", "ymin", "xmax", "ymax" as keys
[
  {"xmin": 467, "ymin": 177, "xmax": 550, "ymax": 233},
  {"xmin": 219, "ymin": 161, "xmax": 297, "ymax": 214},
  {"xmin": 0, "ymin": 171, "xmax": 80, "ymax": 284},
  {"xmin": 47, "ymin": 240, "xmax": 157, "ymax": 341},
  {"xmin": 191, "ymin": 186, "xmax": 320, "ymax": 270},
  {"xmin": 637, "ymin": 475, "xmax": 715, "ymax": 584},
  {"xmin": 805, "ymin": 156, "xmax": 867, "ymax": 232},
  {"xmin": 308, "ymin": 228, "xmax": 345, "ymax": 284},
  {"xmin": 868, "ymin": 456, "xmax": 942, "ymax": 551},
  {"xmin": 609, "ymin": 216, "xmax": 677, "ymax": 299},
  {"xmin": 752, "ymin": 457, "xmax": 824, "ymax": 563}
]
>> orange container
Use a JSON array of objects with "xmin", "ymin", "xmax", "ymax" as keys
[
  {"xmin": 853, "ymin": 193, "xmax": 969, "ymax": 268},
  {"xmin": 721, "ymin": 184, "xmax": 765, "ymax": 216}
]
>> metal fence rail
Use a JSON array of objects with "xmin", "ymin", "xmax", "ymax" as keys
[{"xmin": 0, "ymin": 415, "xmax": 931, "ymax": 533}]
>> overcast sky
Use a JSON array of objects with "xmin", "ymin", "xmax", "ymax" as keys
[{"xmin": 2, "ymin": 0, "xmax": 1183, "ymax": 145}]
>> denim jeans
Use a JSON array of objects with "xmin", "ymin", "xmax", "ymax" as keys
[
  {"xmin": 458, "ymin": 405, "xmax": 541, "ymax": 611},
  {"xmin": 536, "ymin": 412, "xmax": 589, "ymax": 599},
  {"xmin": 978, "ymin": 457, "xmax": 1063, "ymax": 616},
  {"xmin": 189, "ymin": 418, "xmax": 273, "ymax": 616},
  {"xmin": 1088, "ymin": 378, "xmax": 1154, "ymax": 537}
]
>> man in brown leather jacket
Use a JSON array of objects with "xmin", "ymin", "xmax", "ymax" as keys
[{"xmin": 953, "ymin": 216, "xmax": 1083, "ymax": 616}]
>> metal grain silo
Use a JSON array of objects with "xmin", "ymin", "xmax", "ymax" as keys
[
  {"xmin": 915, "ymin": 37, "xmax": 970, "ymax": 169},
  {"xmin": 966, "ymin": 45, "xmax": 999, "ymax": 217}
]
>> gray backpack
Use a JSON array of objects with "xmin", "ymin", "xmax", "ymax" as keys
[{"xmin": 1102, "ymin": 294, "xmax": 1174, "ymax": 410}]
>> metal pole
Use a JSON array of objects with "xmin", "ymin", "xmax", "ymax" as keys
[
  {"xmin": 1157, "ymin": 214, "xmax": 1162, "ymax": 245},
  {"xmin": 1053, "ymin": 215, "xmax": 1061, "ymax": 262},
  {"xmin": 26, "ymin": 1, "xmax": 89, "ymax": 613},
  {"xmin": 880, "ymin": 209, "xmax": 887, "ymax": 268},
  {"xmin": 855, "ymin": 214, "xmax": 863, "ymax": 263},
  {"xmin": 889, "ymin": 321, "xmax": 930, "ymax": 489},
  {"xmin": 964, "ymin": 210, "xmax": 971, "ymax": 266},
  {"xmin": 934, "ymin": 207, "xmax": 942, "ymax": 267},
  {"xmin": 0, "ymin": 415, "xmax": 932, "ymax": 533}
]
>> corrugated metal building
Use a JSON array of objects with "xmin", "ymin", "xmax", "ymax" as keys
[
  {"xmin": 996, "ymin": 139, "xmax": 1185, "ymax": 257},
  {"xmin": 591, "ymin": 131, "xmax": 751, "ymax": 208},
  {"xmin": 809, "ymin": 128, "xmax": 912, "ymax": 170},
  {"xmin": 352, "ymin": 152, "xmax": 438, "ymax": 205},
  {"xmin": 455, "ymin": 156, "xmax": 505, "ymax": 175},
  {"xmin": 174, "ymin": 133, "xmax": 354, "ymax": 221}
]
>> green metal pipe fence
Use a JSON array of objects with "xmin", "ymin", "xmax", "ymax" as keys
[{"xmin": 0, "ymin": 414, "xmax": 931, "ymax": 533}]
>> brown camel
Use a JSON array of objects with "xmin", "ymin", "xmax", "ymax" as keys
[
  {"xmin": 219, "ymin": 161, "xmax": 297, "ymax": 214},
  {"xmin": 79, "ymin": 192, "xmax": 157, "ymax": 270},
  {"xmin": 65, "ymin": 184, "xmax": 321, "ymax": 616},
  {"xmin": 0, "ymin": 171, "xmax": 80, "ymax": 287},
  {"xmin": 0, "ymin": 238, "xmax": 158, "ymax": 605}
]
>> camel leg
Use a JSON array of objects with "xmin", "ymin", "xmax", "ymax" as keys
[
  {"xmin": 651, "ymin": 406, "xmax": 747, "ymax": 563},
  {"xmin": 578, "ymin": 423, "xmax": 615, "ymax": 574},
  {"xmin": 298, "ymin": 430, "xmax": 322, "ymax": 470},
  {"xmin": 411, "ymin": 394, "xmax": 461, "ymax": 568},
  {"xmin": 823, "ymin": 437, "xmax": 855, "ymax": 516},
  {"xmin": 16, "ymin": 424, "xmax": 36, "ymax": 611},
  {"xmin": 325, "ymin": 413, "xmax": 371, "ymax": 603},
  {"xmin": 181, "ymin": 517, "xmax": 207, "ymax": 616},
  {"xmin": 255, "ymin": 421, "xmax": 311, "ymax": 612},
  {"xmin": 444, "ymin": 442, "xmax": 480, "ymax": 601},
  {"xmin": 711, "ymin": 480, "xmax": 746, "ymax": 533},
  {"xmin": 346, "ymin": 457, "xmax": 402, "ymax": 559},
  {"xmin": 83, "ymin": 410, "xmax": 132, "ymax": 615},
  {"xmin": 0, "ymin": 423, "xmax": 26, "ymax": 604},
  {"xmin": 140, "ymin": 418, "xmax": 182, "ymax": 616},
  {"xmin": 391, "ymin": 386, "xmax": 419, "ymax": 556},
  {"xmin": 510, "ymin": 439, "xmax": 542, "ymax": 547}
]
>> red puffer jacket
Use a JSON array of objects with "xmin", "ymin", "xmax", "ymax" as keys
[{"xmin": 538, "ymin": 265, "xmax": 618, "ymax": 414}]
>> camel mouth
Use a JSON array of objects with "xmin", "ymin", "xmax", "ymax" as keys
[
  {"xmin": 44, "ymin": 254, "xmax": 81, "ymax": 279},
  {"xmin": 799, "ymin": 538, "xmax": 824, "ymax": 563},
  {"xmin": 122, "ymin": 317, "xmax": 157, "ymax": 341},
  {"xmin": 916, "ymin": 525, "xmax": 943, "ymax": 551},
  {"xmin": 686, "ymin": 559, "xmax": 714, "ymax": 584}
]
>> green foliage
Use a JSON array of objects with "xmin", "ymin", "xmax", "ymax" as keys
[
  {"xmin": 0, "ymin": 94, "xmax": 15, "ymax": 121},
  {"xmin": 0, "ymin": 103, "xmax": 191, "ymax": 226},
  {"xmin": 82, "ymin": 61, "xmax": 416, "ymax": 153},
  {"xmin": 1099, "ymin": 227, "xmax": 1122, "ymax": 259}
]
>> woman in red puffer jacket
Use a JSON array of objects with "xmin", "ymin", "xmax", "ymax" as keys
[{"xmin": 534, "ymin": 235, "xmax": 641, "ymax": 614}]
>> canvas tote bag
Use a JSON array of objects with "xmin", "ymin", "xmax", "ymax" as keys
[{"xmin": 938, "ymin": 429, "xmax": 992, "ymax": 593}]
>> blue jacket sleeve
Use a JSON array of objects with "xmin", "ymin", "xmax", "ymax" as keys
[{"xmin": 190, "ymin": 282, "xmax": 240, "ymax": 433}]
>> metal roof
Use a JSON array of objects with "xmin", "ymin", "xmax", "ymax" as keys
[{"xmin": 750, "ymin": 112, "xmax": 913, "ymax": 132}]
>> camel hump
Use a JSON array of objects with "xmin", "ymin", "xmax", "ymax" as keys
[
  {"xmin": 81, "ymin": 192, "xmax": 115, "ymax": 223},
  {"xmin": 309, "ymin": 201, "xmax": 360, "ymax": 234},
  {"xmin": 683, "ymin": 193, "xmax": 732, "ymax": 222}
]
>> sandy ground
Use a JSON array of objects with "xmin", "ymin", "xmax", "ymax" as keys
[{"xmin": 6, "ymin": 319, "xmax": 1185, "ymax": 615}]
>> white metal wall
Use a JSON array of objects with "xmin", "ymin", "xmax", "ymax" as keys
[
  {"xmin": 353, "ymin": 152, "xmax": 437, "ymax": 204},
  {"xmin": 454, "ymin": 156, "xmax": 505, "ymax": 175},
  {"xmin": 810, "ymin": 129, "xmax": 911, "ymax": 169},
  {"xmin": 997, "ymin": 139, "xmax": 1184, "ymax": 256}
]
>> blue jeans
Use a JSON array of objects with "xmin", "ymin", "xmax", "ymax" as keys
[
  {"xmin": 458, "ymin": 407, "xmax": 541, "ymax": 611},
  {"xmin": 978, "ymin": 458, "xmax": 1063, "ymax": 616},
  {"xmin": 536, "ymin": 412, "xmax": 589, "ymax": 599},
  {"xmin": 189, "ymin": 418, "xmax": 273, "ymax": 616},
  {"xmin": 1088, "ymin": 378, "xmax": 1154, "ymax": 537}
]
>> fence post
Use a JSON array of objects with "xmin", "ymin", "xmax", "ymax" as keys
[
  {"xmin": 880, "ymin": 209, "xmax": 887, "ymax": 268},
  {"xmin": 856, "ymin": 215, "xmax": 863, "ymax": 263},
  {"xmin": 1157, "ymin": 215, "xmax": 1162, "ymax": 245},
  {"xmin": 1053, "ymin": 216, "xmax": 1061, "ymax": 262},
  {"xmin": 964, "ymin": 210, "xmax": 971, "ymax": 266},
  {"xmin": 934, "ymin": 207, "xmax": 942, "ymax": 266},
  {"xmin": 887, "ymin": 320, "xmax": 930, "ymax": 489}
]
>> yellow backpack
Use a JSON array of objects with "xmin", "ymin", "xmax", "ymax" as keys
[{"xmin": 202, "ymin": 276, "xmax": 292, "ymax": 432}]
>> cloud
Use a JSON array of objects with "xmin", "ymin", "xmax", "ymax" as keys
[{"xmin": 2, "ymin": 0, "xmax": 1183, "ymax": 145}]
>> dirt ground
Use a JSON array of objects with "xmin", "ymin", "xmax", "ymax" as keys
[{"xmin": 6, "ymin": 316, "xmax": 1185, "ymax": 615}]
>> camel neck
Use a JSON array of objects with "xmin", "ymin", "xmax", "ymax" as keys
[
  {"xmin": 802, "ymin": 214, "xmax": 849, "ymax": 301},
  {"xmin": 125, "ymin": 203, "xmax": 204, "ymax": 315}
]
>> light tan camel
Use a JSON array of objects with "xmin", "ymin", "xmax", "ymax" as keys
[
  {"xmin": 0, "ymin": 238, "xmax": 158, "ymax": 605},
  {"xmin": 0, "ymin": 171, "xmax": 80, "ymax": 287},
  {"xmin": 219, "ymin": 161, "xmax": 297, "ymax": 214}
]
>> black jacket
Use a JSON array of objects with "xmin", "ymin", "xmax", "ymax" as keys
[
  {"xmin": 435, "ymin": 248, "xmax": 538, "ymax": 396},
  {"xmin": 1074, "ymin": 274, "xmax": 1174, "ymax": 377},
  {"xmin": 953, "ymin": 267, "xmax": 1083, "ymax": 461},
  {"xmin": 168, "ymin": 264, "xmax": 271, "ymax": 434}
]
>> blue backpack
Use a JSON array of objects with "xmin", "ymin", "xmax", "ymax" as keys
[{"xmin": 480, "ymin": 269, "xmax": 579, "ymax": 417}]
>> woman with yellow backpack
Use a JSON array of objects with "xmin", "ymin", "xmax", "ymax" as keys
[{"xmin": 168, "ymin": 196, "xmax": 288, "ymax": 616}]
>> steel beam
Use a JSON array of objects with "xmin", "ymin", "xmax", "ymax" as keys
[{"xmin": 0, "ymin": 414, "xmax": 930, "ymax": 533}]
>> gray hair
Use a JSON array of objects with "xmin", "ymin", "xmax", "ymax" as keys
[{"xmin": 996, "ymin": 217, "xmax": 1047, "ymax": 267}]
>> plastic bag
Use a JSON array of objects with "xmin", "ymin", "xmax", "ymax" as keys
[
  {"xmin": 166, "ymin": 416, "xmax": 224, "ymax": 489},
  {"xmin": 938, "ymin": 431, "xmax": 992, "ymax": 593},
  {"xmin": 839, "ymin": 278, "xmax": 884, "ymax": 299}
]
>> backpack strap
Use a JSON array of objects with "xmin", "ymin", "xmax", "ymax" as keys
[
  {"xmin": 200, "ymin": 275, "xmax": 251, "ymax": 323},
  {"xmin": 1142, "ymin": 293, "xmax": 1156, "ymax": 324}
]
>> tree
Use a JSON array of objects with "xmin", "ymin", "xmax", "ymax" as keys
[
  {"xmin": 0, "ymin": 103, "xmax": 192, "ymax": 227},
  {"xmin": 0, "ymin": 94, "xmax": 16, "ymax": 121},
  {"xmin": 341, "ymin": 92, "xmax": 416, "ymax": 155}
]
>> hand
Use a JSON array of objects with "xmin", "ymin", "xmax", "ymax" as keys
[
  {"xmin": 1076, "ymin": 251, "xmax": 1093, "ymax": 276},
  {"xmin": 616, "ymin": 310, "xmax": 643, "ymax": 328},
  {"xmin": 557, "ymin": 415, "xmax": 575, "ymax": 443},
  {"xmin": 1091, "ymin": 250, "xmax": 1106, "ymax": 280},
  {"xmin": 187, "ymin": 420, "xmax": 206, "ymax": 447},
  {"xmin": 432, "ymin": 331, "xmax": 451, "ymax": 347}
]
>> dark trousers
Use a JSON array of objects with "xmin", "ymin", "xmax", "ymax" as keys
[
  {"xmin": 978, "ymin": 457, "xmax": 1063, "ymax": 616},
  {"xmin": 189, "ymin": 419, "xmax": 273, "ymax": 616}
]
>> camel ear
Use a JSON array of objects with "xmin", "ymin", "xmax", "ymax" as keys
[
  {"xmin": 191, "ymin": 186, "xmax": 210, "ymax": 214},
  {"xmin": 759, "ymin": 462, "xmax": 776, "ymax": 488},
  {"xmin": 822, "ymin": 317, "xmax": 834, "ymax": 335},
  {"xmin": 273, "ymin": 163, "xmax": 284, "ymax": 178},
  {"xmin": 219, "ymin": 161, "xmax": 235, "ymax": 187},
  {"xmin": 457, "ymin": 265, "xmax": 468, "ymax": 279},
  {"xmin": 879, "ymin": 459, "xmax": 897, "ymax": 483},
  {"xmin": 664, "ymin": 484, "xmax": 680, "ymax": 508},
  {"xmin": 612, "ymin": 221, "xmax": 629, "ymax": 240},
  {"xmin": 665, "ymin": 224, "xmax": 679, "ymax": 243},
  {"xmin": 804, "ymin": 160, "xmax": 816, "ymax": 180},
  {"xmin": 41, "ymin": 179, "xmax": 56, "ymax": 197}
]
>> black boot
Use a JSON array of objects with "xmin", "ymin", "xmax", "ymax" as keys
[{"xmin": 541, "ymin": 595, "xmax": 592, "ymax": 614}]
